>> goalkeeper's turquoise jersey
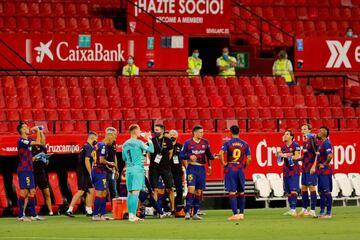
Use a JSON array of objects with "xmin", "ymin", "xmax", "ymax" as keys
[{"xmin": 122, "ymin": 138, "xmax": 154, "ymax": 169}]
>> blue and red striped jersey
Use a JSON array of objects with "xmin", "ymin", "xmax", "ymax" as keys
[
  {"xmin": 302, "ymin": 137, "xmax": 318, "ymax": 173},
  {"xmin": 17, "ymin": 138, "xmax": 34, "ymax": 172},
  {"xmin": 180, "ymin": 138, "xmax": 214, "ymax": 165},
  {"xmin": 221, "ymin": 138, "xmax": 251, "ymax": 169},
  {"xmin": 281, "ymin": 141, "xmax": 301, "ymax": 177},
  {"xmin": 316, "ymin": 139, "xmax": 333, "ymax": 175}
]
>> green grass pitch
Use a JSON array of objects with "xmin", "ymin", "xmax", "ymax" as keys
[{"xmin": 0, "ymin": 207, "xmax": 359, "ymax": 240}]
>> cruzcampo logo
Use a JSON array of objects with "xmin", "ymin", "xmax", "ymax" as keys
[{"xmin": 78, "ymin": 35, "xmax": 91, "ymax": 48}]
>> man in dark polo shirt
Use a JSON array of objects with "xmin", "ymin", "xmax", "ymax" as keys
[
  {"xmin": 169, "ymin": 129, "xmax": 185, "ymax": 217},
  {"xmin": 106, "ymin": 139, "xmax": 119, "ymax": 200},
  {"xmin": 149, "ymin": 124, "xmax": 175, "ymax": 214}
]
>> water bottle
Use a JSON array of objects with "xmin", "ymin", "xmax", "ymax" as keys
[
  {"xmin": 277, "ymin": 156, "xmax": 282, "ymax": 164},
  {"xmin": 288, "ymin": 156, "xmax": 295, "ymax": 167},
  {"xmin": 111, "ymin": 168, "xmax": 115, "ymax": 180}
]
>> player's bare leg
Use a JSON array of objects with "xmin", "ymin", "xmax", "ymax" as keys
[
  {"xmin": 66, "ymin": 190, "xmax": 84, "ymax": 217},
  {"xmin": 18, "ymin": 189, "xmax": 31, "ymax": 222},
  {"xmin": 167, "ymin": 188, "xmax": 175, "ymax": 214},
  {"xmin": 85, "ymin": 188, "xmax": 94, "ymax": 216},
  {"xmin": 153, "ymin": 188, "xmax": 158, "ymax": 201},
  {"xmin": 43, "ymin": 188, "xmax": 53, "ymax": 215}
]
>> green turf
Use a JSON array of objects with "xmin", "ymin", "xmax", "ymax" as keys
[{"xmin": 0, "ymin": 207, "xmax": 359, "ymax": 240}]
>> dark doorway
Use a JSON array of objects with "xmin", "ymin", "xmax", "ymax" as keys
[{"xmin": 189, "ymin": 37, "xmax": 230, "ymax": 75}]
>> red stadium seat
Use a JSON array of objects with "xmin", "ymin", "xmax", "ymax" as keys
[
  {"xmin": 58, "ymin": 110, "xmax": 72, "ymax": 120},
  {"xmin": 33, "ymin": 110, "xmax": 45, "ymax": 120},
  {"xmin": 246, "ymin": 95, "xmax": 260, "ymax": 107},
  {"xmin": 83, "ymin": 96, "xmax": 96, "ymax": 109},
  {"xmin": 67, "ymin": 172, "xmax": 81, "ymax": 206},
  {"xmin": 201, "ymin": 120, "xmax": 215, "ymax": 131},
  {"xmin": 135, "ymin": 109, "xmax": 149, "ymax": 119},
  {"xmin": 186, "ymin": 108, "xmax": 199, "ymax": 119},
  {"xmin": 172, "ymin": 97, "xmax": 185, "ymax": 108},
  {"xmin": 247, "ymin": 108, "xmax": 259, "ymax": 118},
  {"xmin": 331, "ymin": 107, "xmax": 344, "ymax": 118},
  {"xmin": 48, "ymin": 173, "xmax": 66, "ymax": 206},
  {"xmin": 197, "ymin": 96, "xmax": 210, "ymax": 108},
  {"xmin": 109, "ymin": 109, "xmax": 122, "ymax": 119},
  {"xmin": 317, "ymin": 95, "xmax": 329, "ymax": 107},
  {"xmin": 249, "ymin": 120, "xmax": 263, "ymax": 132},
  {"xmin": 242, "ymin": 85, "xmax": 255, "ymax": 96},
  {"xmin": 58, "ymin": 98, "xmax": 71, "ymax": 109},
  {"xmin": 206, "ymin": 86, "xmax": 218, "ymax": 96},
  {"xmin": 344, "ymin": 107, "xmax": 355, "ymax": 118},
  {"xmin": 147, "ymin": 96, "xmax": 160, "ymax": 107},
  {"xmin": 308, "ymin": 108, "xmax": 320, "ymax": 118},
  {"xmin": 222, "ymin": 96, "xmax": 234, "ymax": 107},
  {"xmin": 203, "ymin": 76, "xmax": 215, "ymax": 86},
  {"xmin": 70, "ymin": 97, "xmax": 83, "ymax": 109},
  {"xmin": 281, "ymin": 95, "xmax": 294, "ymax": 107},
  {"xmin": 68, "ymin": 88, "xmax": 82, "ymax": 97},
  {"xmin": 305, "ymin": 95, "xmax": 317, "ymax": 107},
  {"xmin": 269, "ymin": 95, "xmax": 282, "ymax": 107},
  {"xmin": 223, "ymin": 108, "xmax": 236, "ymax": 119},
  {"xmin": 20, "ymin": 110, "xmax": 33, "ymax": 120},
  {"xmin": 161, "ymin": 108, "xmax": 174, "ymax": 119},
  {"xmin": 233, "ymin": 96, "xmax": 246, "ymax": 107},
  {"xmin": 96, "ymin": 109, "xmax": 110, "ymax": 120},
  {"xmin": 71, "ymin": 110, "xmax": 84, "ymax": 120},
  {"xmin": 259, "ymin": 96, "xmax": 270, "ymax": 107},
  {"xmin": 45, "ymin": 109, "xmax": 59, "ymax": 120},
  {"xmin": 79, "ymin": 77, "xmax": 92, "ymax": 88},
  {"xmin": 210, "ymin": 96, "xmax": 223, "ymax": 107},
  {"xmin": 211, "ymin": 108, "xmax": 223, "ymax": 119},
  {"xmin": 254, "ymin": 86, "xmax": 267, "ymax": 96},
  {"xmin": 293, "ymin": 95, "xmax": 305, "ymax": 107},
  {"xmin": 235, "ymin": 108, "xmax": 247, "ymax": 119},
  {"xmin": 238, "ymin": 76, "xmax": 251, "ymax": 86},
  {"xmin": 5, "ymin": 97, "xmax": 18, "ymax": 109}
]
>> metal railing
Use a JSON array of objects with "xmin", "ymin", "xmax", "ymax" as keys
[
  {"xmin": 1, "ymin": 117, "xmax": 358, "ymax": 135},
  {"xmin": 231, "ymin": 0, "xmax": 295, "ymax": 51}
]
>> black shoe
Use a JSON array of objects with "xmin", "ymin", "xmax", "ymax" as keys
[
  {"xmin": 65, "ymin": 211, "xmax": 75, "ymax": 218},
  {"xmin": 85, "ymin": 213, "xmax": 93, "ymax": 217}
]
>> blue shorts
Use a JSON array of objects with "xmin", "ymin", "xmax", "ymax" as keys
[
  {"xmin": 186, "ymin": 165, "xmax": 206, "ymax": 190},
  {"xmin": 301, "ymin": 173, "xmax": 317, "ymax": 186},
  {"xmin": 126, "ymin": 168, "xmax": 144, "ymax": 192},
  {"xmin": 318, "ymin": 174, "xmax": 332, "ymax": 193},
  {"xmin": 284, "ymin": 175, "xmax": 300, "ymax": 193},
  {"xmin": 18, "ymin": 171, "xmax": 35, "ymax": 189},
  {"xmin": 91, "ymin": 169, "xmax": 107, "ymax": 191},
  {"xmin": 224, "ymin": 165, "xmax": 245, "ymax": 193}
]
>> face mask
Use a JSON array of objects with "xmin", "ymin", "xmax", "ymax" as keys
[
  {"xmin": 154, "ymin": 132, "xmax": 161, "ymax": 137},
  {"xmin": 92, "ymin": 140, "xmax": 97, "ymax": 146},
  {"xmin": 170, "ymin": 137, "xmax": 176, "ymax": 142},
  {"xmin": 128, "ymin": 59, "xmax": 134, "ymax": 65},
  {"xmin": 192, "ymin": 53, "xmax": 199, "ymax": 58},
  {"xmin": 223, "ymin": 53, "xmax": 229, "ymax": 60},
  {"xmin": 347, "ymin": 31, "xmax": 353, "ymax": 37}
]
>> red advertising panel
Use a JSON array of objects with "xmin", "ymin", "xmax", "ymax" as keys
[
  {"xmin": 1, "ymin": 132, "xmax": 358, "ymax": 180},
  {"xmin": 0, "ymin": 34, "xmax": 187, "ymax": 71},
  {"xmin": 295, "ymin": 37, "xmax": 360, "ymax": 71},
  {"xmin": 126, "ymin": 0, "xmax": 230, "ymax": 36}
]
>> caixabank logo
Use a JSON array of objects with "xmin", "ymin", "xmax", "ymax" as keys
[
  {"xmin": 25, "ymin": 37, "xmax": 126, "ymax": 64},
  {"xmin": 325, "ymin": 40, "xmax": 360, "ymax": 69}
]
